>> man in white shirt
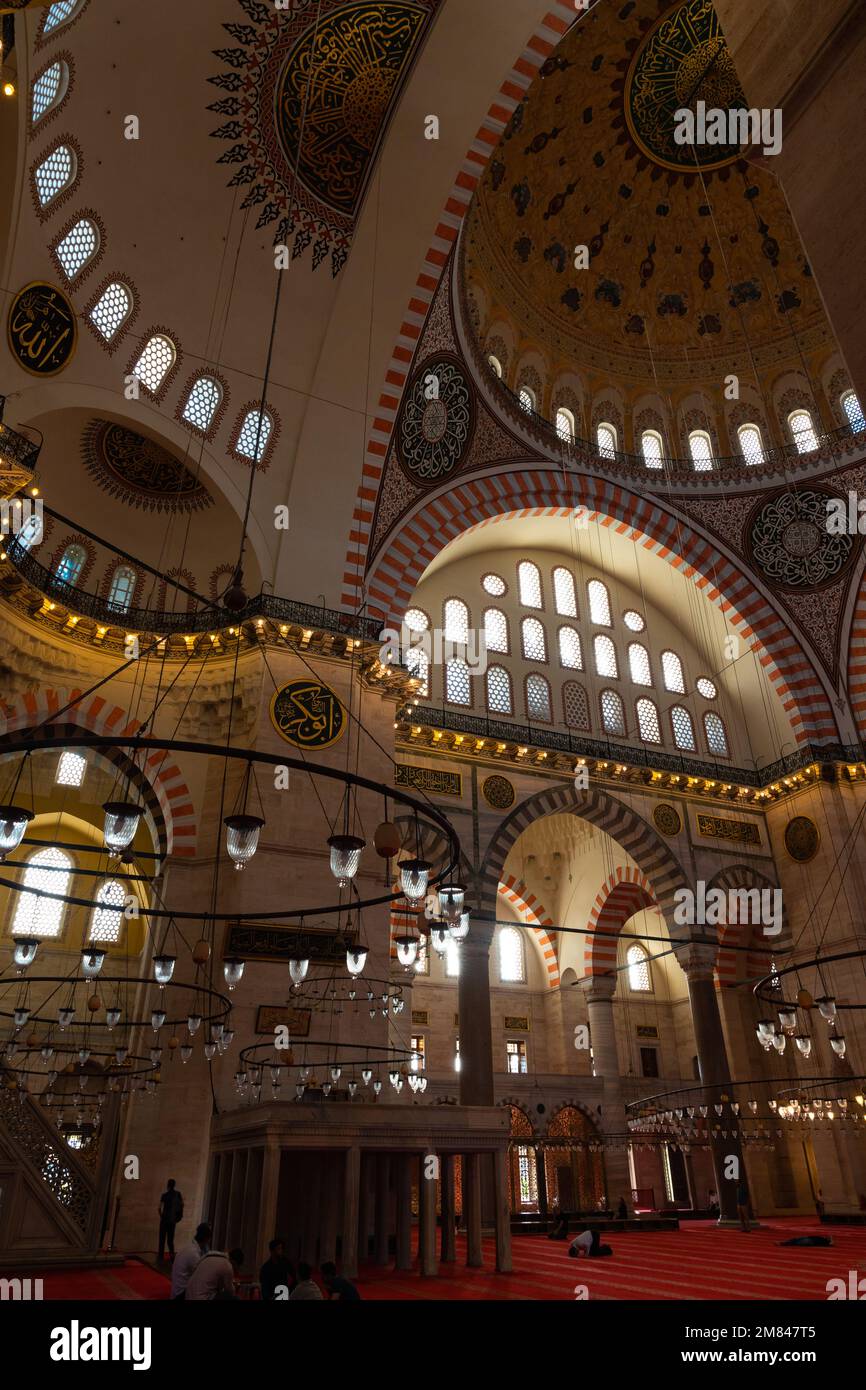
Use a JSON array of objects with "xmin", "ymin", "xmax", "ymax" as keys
[
  {"xmin": 170, "ymin": 1222, "xmax": 212, "ymax": 1299},
  {"xmin": 568, "ymin": 1229, "xmax": 596, "ymax": 1258},
  {"xmin": 185, "ymin": 1246, "xmax": 243, "ymax": 1301}
]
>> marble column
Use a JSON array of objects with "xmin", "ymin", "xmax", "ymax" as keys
[
  {"xmin": 464, "ymin": 1151, "xmax": 483, "ymax": 1267},
  {"xmin": 341, "ymin": 1147, "xmax": 360, "ymax": 1280},
  {"xmin": 395, "ymin": 1154, "xmax": 413, "ymax": 1271},
  {"xmin": 458, "ymin": 918, "xmax": 496, "ymax": 1106},
  {"xmin": 358, "ymin": 1155, "xmax": 375, "ymax": 1267},
  {"xmin": 440, "ymin": 1154, "xmax": 457, "ymax": 1261},
  {"xmin": 578, "ymin": 974, "xmax": 630, "ymax": 1201},
  {"xmin": 418, "ymin": 1152, "xmax": 438, "ymax": 1276},
  {"xmin": 257, "ymin": 1143, "xmax": 281, "ymax": 1270},
  {"xmin": 678, "ymin": 946, "xmax": 747, "ymax": 1224},
  {"xmin": 492, "ymin": 1148, "xmax": 513, "ymax": 1273},
  {"xmin": 374, "ymin": 1154, "xmax": 391, "ymax": 1265}
]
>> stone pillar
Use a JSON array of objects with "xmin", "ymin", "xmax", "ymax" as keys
[
  {"xmin": 464, "ymin": 1151, "xmax": 483, "ymax": 1267},
  {"xmin": 374, "ymin": 1154, "xmax": 391, "ymax": 1265},
  {"xmin": 257, "ymin": 1143, "xmax": 281, "ymax": 1270},
  {"xmin": 440, "ymin": 1154, "xmax": 456, "ymax": 1261},
  {"xmin": 578, "ymin": 974, "xmax": 630, "ymax": 1201},
  {"xmin": 395, "ymin": 1154, "xmax": 413, "ymax": 1271},
  {"xmin": 678, "ymin": 947, "xmax": 747, "ymax": 1224},
  {"xmin": 319, "ymin": 1156, "xmax": 340, "ymax": 1266},
  {"xmin": 341, "ymin": 1147, "xmax": 360, "ymax": 1280},
  {"xmin": 358, "ymin": 1155, "xmax": 375, "ymax": 1267},
  {"xmin": 458, "ymin": 917, "xmax": 496, "ymax": 1106},
  {"xmin": 418, "ymin": 1152, "xmax": 438, "ymax": 1276},
  {"xmin": 535, "ymin": 1145, "xmax": 548, "ymax": 1220},
  {"xmin": 492, "ymin": 1148, "xmax": 513, "ymax": 1273}
]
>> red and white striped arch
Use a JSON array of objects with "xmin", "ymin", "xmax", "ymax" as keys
[
  {"xmin": 847, "ymin": 565, "xmax": 866, "ymax": 740},
  {"xmin": 709, "ymin": 865, "xmax": 791, "ymax": 988},
  {"xmin": 0, "ymin": 687, "xmax": 197, "ymax": 858},
  {"xmin": 583, "ymin": 866, "xmax": 658, "ymax": 977},
  {"xmin": 498, "ymin": 872, "xmax": 559, "ymax": 988}
]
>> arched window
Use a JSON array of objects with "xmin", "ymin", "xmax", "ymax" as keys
[
  {"xmin": 445, "ymin": 657, "xmax": 471, "ymax": 706},
  {"xmin": 482, "ymin": 573, "xmax": 506, "ymax": 597},
  {"xmin": 688, "ymin": 430, "xmax": 713, "ymax": 470},
  {"xmin": 661, "ymin": 650, "xmax": 685, "ymax": 694},
  {"xmin": 628, "ymin": 642, "xmax": 652, "ymax": 686},
  {"xmin": 404, "ymin": 608, "xmax": 429, "ymax": 633},
  {"xmin": 704, "ymin": 711, "xmax": 729, "ymax": 756},
  {"xmin": 553, "ymin": 566, "xmax": 577, "ymax": 617},
  {"xmin": 11, "ymin": 512, "xmax": 43, "ymax": 551},
  {"xmin": 600, "ymin": 688, "xmax": 625, "ymax": 737},
  {"xmin": 56, "ymin": 751, "xmax": 86, "ymax": 787},
  {"xmin": 89, "ymin": 879, "xmax": 126, "ymax": 944},
  {"xmin": 525, "ymin": 673, "xmax": 551, "ymax": 722},
  {"xmin": 486, "ymin": 665, "xmax": 513, "ymax": 715},
  {"xmin": 88, "ymin": 281, "xmax": 133, "ymax": 342},
  {"xmin": 670, "ymin": 705, "xmax": 696, "ymax": 751},
  {"xmin": 841, "ymin": 390, "xmax": 865, "ymax": 434},
  {"xmin": 597, "ymin": 422, "xmax": 617, "ymax": 458},
  {"xmin": 42, "ymin": 2, "xmax": 85, "ymax": 35},
  {"xmin": 738, "ymin": 423, "xmax": 764, "ymax": 465},
  {"xmin": 182, "ymin": 375, "xmax": 223, "ymax": 434},
  {"xmin": 518, "ymin": 561, "xmax": 542, "ymax": 608},
  {"xmin": 484, "ymin": 607, "xmax": 509, "ymax": 654},
  {"xmin": 13, "ymin": 847, "xmax": 73, "ymax": 939},
  {"xmin": 130, "ymin": 334, "xmax": 176, "ymax": 396},
  {"xmin": 488, "ymin": 354, "xmax": 503, "ymax": 378},
  {"xmin": 641, "ymin": 430, "xmax": 664, "ymax": 469},
  {"xmin": 636, "ymin": 697, "xmax": 662, "ymax": 744},
  {"xmin": 627, "ymin": 944, "xmax": 652, "ymax": 992},
  {"xmin": 521, "ymin": 617, "xmax": 546, "ymax": 662},
  {"xmin": 624, "ymin": 609, "xmax": 645, "ymax": 632},
  {"xmin": 558, "ymin": 625, "xmax": 583, "ymax": 670},
  {"xmin": 54, "ymin": 216, "xmax": 98, "ymax": 280},
  {"xmin": 31, "ymin": 60, "xmax": 69, "ymax": 123},
  {"xmin": 236, "ymin": 407, "xmax": 273, "ymax": 463},
  {"xmin": 107, "ymin": 565, "xmax": 136, "ymax": 614},
  {"xmin": 563, "ymin": 682, "xmax": 590, "ymax": 731},
  {"xmin": 405, "ymin": 645, "xmax": 429, "ymax": 697},
  {"xmin": 696, "ymin": 677, "xmax": 717, "ymax": 699},
  {"xmin": 498, "ymin": 926, "xmax": 525, "ymax": 983},
  {"xmin": 34, "ymin": 143, "xmax": 76, "ymax": 207},
  {"xmin": 587, "ymin": 579, "xmax": 611, "ymax": 626},
  {"xmin": 444, "ymin": 598, "xmax": 469, "ymax": 644},
  {"xmin": 556, "ymin": 407, "xmax": 575, "ymax": 442},
  {"xmin": 594, "ymin": 634, "xmax": 618, "ymax": 678},
  {"xmin": 518, "ymin": 386, "xmax": 535, "ymax": 414},
  {"xmin": 55, "ymin": 543, "xmax": 86, "ymax": 587},
  {"xmin": 788, "ymin": 409, "xmax": 818, "ymax": 453}
]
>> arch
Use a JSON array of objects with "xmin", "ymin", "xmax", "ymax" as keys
[
  {"xmin": 481, "ymin": 783, "xmax": 690, "ymax": 932},
  {"xmin": 498, "ymin": 873, "xmax": 559, "ymax": 987},
  {"xmin": 503, "ymin": 1101, "xmax": 537, "ymax": 1139},
  {"xmin": 705, "ymin": 864, "xmax": 792, "ymax": 988},
  {"xmin": 545, "ymin": 1101, "xmax": 600, "ymax": 1140},
  {"xmin": 358, "ymin": 481, "xmax": 837, "ymax": 745},
  {"xmin": 0, "ymin": 687, "xmax": 196, "ymax": 857},
  {"xmin": 846, "ymin": 568, "xmax": 866, "ymax": 740},
  {"xmin": 583, "ymin": 866, "xmax": 658, "ymax": 977}
]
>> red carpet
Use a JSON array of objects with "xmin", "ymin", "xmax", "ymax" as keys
[{"xmin": 38, "ymin": 1260, "xmax": 172, "ymax": 1300}]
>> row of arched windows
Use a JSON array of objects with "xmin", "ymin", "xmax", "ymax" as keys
[
  {"xmin": 413, "ymin": 568, "xmax": 634, "ymax": 624},
  {"xmin": 10, "ymin": 847, "xmax": 126, "ymax": 943},
  {"xmin": 14, "ymin": 524, "xmax": 140, "ymax": 614}
]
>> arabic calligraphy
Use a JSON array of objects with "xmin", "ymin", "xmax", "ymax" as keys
[
  {"xmin": 696, "ymin": 813, "xmax": 761, "ymax": 846},
  {"xmin": 7, "ymin": 281, "xmax": 77, "ymax": 376},
  {"xmin": 270, "ymin": 678, "xmax": 346, "ymax": 749}
]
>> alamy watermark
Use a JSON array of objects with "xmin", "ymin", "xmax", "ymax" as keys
[
  {"xmin": 673, "ymin": 101, "xmax": 782, "ymax": 158},
  {"xmin": 0, "ymin": 497, "xmax": 43, "ymax": 545},
  {"xmin": 378, "ymin": 623, "xmax": 488, "ymax": 677},
  {"xmin": 673, "ymin": 882, "xmax": 782, "ymax": 936}
]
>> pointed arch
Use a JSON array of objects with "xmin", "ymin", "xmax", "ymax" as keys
[
  {"xmin": 705, "ymin": 864, "xmax": 792, "ymax": 988},
  {"xmin": 583, "ymin": 866, "xmax": 658, "ymax": 977},
  {"xmin": 498, "ymin": 873, "xmax": 559, "ymax": 987}
]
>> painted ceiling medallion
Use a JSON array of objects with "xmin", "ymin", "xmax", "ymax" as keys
[
  {"xmin": 747, "ymin": 489, "xmax": 854, "ymax": 590},
  {"xmin": 397, "ymin": 356, "xmax": 474, "ymax": 486},
  {"xmin": 624, "ymin": 0, "xmax": 747, "ymax": 172},
  {"xmin": 81, "ymin": 419, "xmax": 213, "ymax": 514},
  {"xmin": 209, "ymin": 0, "xmax": 440, "ymax": 277}
]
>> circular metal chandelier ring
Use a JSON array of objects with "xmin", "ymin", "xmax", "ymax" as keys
[
  {"xmin": 0, "ymin": 974, "xmax": 232, "ymax": 1031},
  {"xmin": 752, "ymin": 950, "xmax": 866, "ymax": 1010}
]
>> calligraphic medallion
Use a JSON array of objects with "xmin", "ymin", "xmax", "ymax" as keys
[
  {"xmin": 270, "ymin": 678, "xmax": 346, "ymax": 750},
  {"xmin": 784, "ymin": 816, "xmax": 820, "ymax": 864},
  {"xmin": 7, "ymin": 281, "xmax": 77, "ymax": 376}
]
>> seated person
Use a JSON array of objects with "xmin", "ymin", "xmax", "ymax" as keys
[{"xmin": 260, "ymin": 1238, "xmax": 294, "ymax": 1300}]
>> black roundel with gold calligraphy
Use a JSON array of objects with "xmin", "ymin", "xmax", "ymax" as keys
[
  {"xmin": 7, "ymin": 281, "xmax": 77, "ymax": 376},
  {"xmin": 270, "ymin": 679, "xmax": 346, "ymax": 750}
]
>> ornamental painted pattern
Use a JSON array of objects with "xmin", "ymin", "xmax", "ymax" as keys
[
  {"xmin": 748, "ymin": 489, "xmax": 854, "ymax": 589},
  {"xmin": 696, "ymin": 813, "xmax": 761, "ymax": 846},
  {"xmin": 209, "ymin": 0, "xmax": 440, "ymax": 276},
  {"xmin": 80, "ymin": 419, "xmax": 213, "ymax": 514},
  {"xmin": 397, "ymin": 357, "xmax": 474, "ymax": 485}
]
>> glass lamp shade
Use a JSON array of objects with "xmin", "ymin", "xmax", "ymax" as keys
[
  {"xmin": 114, "ymin": 1046, "xmax": 128, "ymax": 1064},
  {"xmin": 795, "ymin": 1034, "xmax": 812, "ymax": 1057},
  {"xmin": 327, "ymin": 834, "xmax": 366, "ymax": 887},
  {"xmin": 106, "ymin": 1008, "xmax": 121, "ymax": 1030},
  {"xmin": 361, "ymin": 1067, "xmax": 373, "ymax": 1086},
  {"xmin": 400, "ymin": 857, "xmax": 432, "ymax": 902},
  {"xmin": 295, "ymin": 1084, "xmax": 305, "ymax": 1100},
  {"xmin": 0, "ymin": 804, "xmax": 34, "ymax": 865},
  {"xmin": 152, "ymin": 955, "xmax": 176, "ymax": 985},
  {"xmin": 58, "ymin": 1007, "xmax": 75, "ymax": 1030},
  {"xmin": 816, "ymin": 995, "xmax": 837, "ymax": 1022},
  {"xmin": 394, "ymin": 935, "xmax": 419, "ymax": 968},
  {"xmin": 223, "ymin": 958, "xmax": 245, "ymax": 991},
  {"xmin": 187, "ymin": 1013, "xmax": 202, "ymax": 1036},
  {"xmin": 102, "ymin": 801, "xmax": 144, "ymax": 853},
  {"xmin": 388, "ymin": 1069, "xmax": 399, "ymax": 1086},
  {"xmin": 392, "ymin": 997, "xmax": 405, "ymax": 1014},
  {"xmin": 449, "ymin": 912, "xmax": 470, "ymax": 942},
  {"xmin": 348, "ymin": 1080, "xmax": 358, "ymax": 1098},
  {"xmin": 373, "ymin": 1079, "xmax": 382, "ymax": 1095},
  {"xmin": 756, "ymin": 1018, "xmax": 775, "ymax": 1040},
  {"xmin": 151, "ymin": 1009, "xmax": 166, "ymax": 1032},
  {"xmin": 223, "ymin": 814, "xmax": 265, "ymax": 870},
  {"xmin": 772, "ymin": 1033, "xmax": 786, "ymax": 1053},
  {"xmin": 222, "ymin": 1029, "xmax": 234, "ymax": 1048},
  {"xmin": 78, "ymin": 1049, "xmax": 90, "ymax": 1064},
  {"xmin": 12, "ymin": 937, "xmax": 38, "ymax": 970},
  {"xmin": 41, "ymin": 1045, "xmax": 54, "ymax": 1061},
  {"xmin": 430, "ymin": 926, "xmax": 450, "ymax": 955},
  {"xmin": 180, "ymin": 1045, "xmax": 193, "ymax": 1064},
  {"xmin": 778, "ymin": 1008, "xmax": 797, "ymax": 1030},
  {"xmin": 322, "ymin": 1082, "xmax": 332, "ymax": 1097},
  {"xmin": 330, "ymin": 1066, "xmax": 342, "ymax": 1083},
  {"xmin": 212, "ymin": 1022, "xmax": 225, "ymax": 1042},
  {"xmin": 395, "ymin": 1078, "xmax": 404, "ymax": 1093},
  {"xmin": 149, "ymin": 1048, "xmax": 162, "ymax": 1064},
  {"xmin": 346, "ymin": 947, "xmax": 368, "ymax": 978},
  {"xmin": 830, "ymin": 1035, "xmax": 847, "ymax": 1057},
  {"xmin": 418, "ymin": 1076, "xmax": 427, "ymax": 1093},
  {"xmin": 438, "ymin": 884, "xmax": 465, "ymax": 921},
  {"xmin": 204, "ymin": 1041, "xmax": 217, "ymax": 1060},
  {"xmin": 289, "ymin": 958, "xmax": 310, "ymax": 988},
  {"xmin": 13, "ymin": 1007, "xmax": 29, "ymax": 1029}
]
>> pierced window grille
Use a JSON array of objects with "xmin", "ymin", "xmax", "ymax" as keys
[
  {"xmin": 445, "ymin": 658, "xmax": 471, "ymax": 706},
  {"xmin": 131, "ymin": 334, "xmax": 175, "ymax": 395},
  {"xmin": 43, "ymin": 1, "xmax": 81, "ymax": 34},
  {"xmin": 518, "ymin": 387, "xmax": 535, "ymax": 414},
  {"xmin": 600, "ymin": 688, "xmax": 625, "ymax": 737},
  {"xmin": 236, "ymin": 408, "xmax": 272, "ymax": 462},
  {"xmin": 89, "ymin": 879, "xmax": 126, "ymax": 944},
  {"xmin": 55, "ymin": 544, "xmax": 85, "ymax": 586},
  {"xmin": 518, "ymin": 561, "xmax": 542, "ymax": 609},
  {"xmin": 841, "ymin": 391, "xmax": 865, "ymax": 434},
  {"xmin": 558, "ymin": 625, "xmax": 582, "ymax": 670},
  {"xmin": 641, "ymin": 430, "xmax": 664, "ymax": 469},
  {"xmin": 56, "ymin": 751, "xmax": 86, "ymax": 787},
  {"xmin": 486, "ymin": 665, "xmax": 512, "ymax": 715},
  {"xmin": 597, "ymin": 423, "xmax": 617, "ymax": 458},
  {"xmin": 689, "ymin": 430, "xmax": 713, "ymax": 471},
  {"xmin": 13, "ymin": 848, "xmax": 73, "ymax": 939},
  {"xmin": 563, "ymin": 681, "xmax": 590, "ymax": 731},
  {"xmin": 788, "ymin": 409, "xmax": 818, "ymax": 454},
  {"xmin": 405, "ymin": 645, "xmax": 429, "ymax": 697},
  {"xmin": 628, "ymin": 642, "xmax": 652, "ymax": 686},
  {"xmin": 526, "ymin": 674, "xmax": 551, "ymax": 722},
  {"xmin": 556, "ymin": 408, "xmax": 575, "ymax": 442},
  {"xmin": 404, "ymin": 607, "xmax": 429, "ymax": 632},
  {"xmin": 738, "ymin": 423, "xmax": 764, "ymax": 465},
  {"xmin": 587, "ymin": 579, "xmax": 611, "ymax": 626},
  {"xmin": 32, "ymin": 61, "xmax": 66, "ymax": 123},
  {"xmin": 636, "ymin": 697, "xmax": 661, "ymax": 744},
  {"xmin": 182, "ymin": 376, "xmax": 222, "ymax": 433},
  {"xmin": 671, "ymin": 705, "xmax": 696, "ymax": 751},
  {"xmin": 594, "ymin": 634, "xmax": 618, "ymax": 678},
  {"xmin": 35, "ymin": 144, "xmax": 74, "ymax": 206},
  {"xmin": 89, "ymin": 281, "xmax": 132, "ymax": 341},
  {"xmin": 484, "ymin": 608, "xmax": 508, "ymax": 653},
  {"xmin": 107, "ymin": 565, "xmax": 136, "ymax": 613},
  {"xmin": 553, "ymin": 566, "xmax": 577, "ymax": 617},
  {"xmin": 522, "ymin": 617, "xmax": 546, "ymax": 662},
  {"xmin": 54, "ymin": 217, "xmax": 98, "ymax": 279},
  {"xmin": 696, "ymin": 678, "xmax": 717, "ymax": 700},
  {"xmin": 482, "ymin": 573, "xmax": 506, "ymax": 597},
  {"xmin": 498, "ymin": 927, "xmax": 525, "ymax": 983},
  {"xmin": 627, "ymin": 944, "xmax": 651, "ymax": 992},
  {"xmin": 662, "ymin": 650, "xmax": 685, "ymax": 693},
  {"xmin": 444, "ymin": 598, "xmax": 469, "ymax": 644},
  {"xmin": 704, "ymin": 711, "xmax": 729, "ymax": 755}
]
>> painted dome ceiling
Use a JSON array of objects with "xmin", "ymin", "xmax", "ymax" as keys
[{"xmin": 462, "ymin": 0, "xmax": 835, "ymax": 387}]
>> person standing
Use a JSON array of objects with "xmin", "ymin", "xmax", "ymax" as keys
[
  {"xmin": 170, "ymin": 1222, "xmax": 211, "ymax": 1299},
  {"xmin": 736, "ymin": 1178, "xmax": 752, "ymax": 1231},
  {"xmin": 260, "ymin": 1238, "xmax": 295, "ymax": 1299},
  {"xmin": 158, "ymin": 1178, "xmax": 184, "ymax": 1261}
]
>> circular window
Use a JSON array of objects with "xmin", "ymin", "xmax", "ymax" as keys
[
  {"xmin": 482, "ymin": 573, "xmax": 506, "ymax": 597},
  {"xmin": 623, "ymin": 610, "xmax": 645, "ymax": 632},
  {"xmin": 404, "ymin": 608, "xmax": 429, "ymax": 633},
  {"xmin": 696, "ymin": 677, "xmax": 717, "ymax": 699}
]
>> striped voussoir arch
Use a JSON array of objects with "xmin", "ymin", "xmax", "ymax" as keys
[
  {"xmin": 847, "ymin": 567, "xmax": 866, "ymax": 741},
  {"xmin": 340, "ymin": 1, "xmax": 577, "ymax": 610},
  {"xmin": 583, "ymin": 866, "xmax": 658, "ymax": 977},
  {"xmin": 706, "ymin": 864, "xmax": 791, "ymax": 988},
  {"xmin": 480, "ymin": 782, "xmax": 690, "ymax": 932},
  {"xmin": 498, "ymin": 873, "xmax": 559, "ymax": 987},
  {"xmin": 363, "ymin": 476, "xmax": 838, "ymax": 746},
  {"xmin": 0, "ymin": 687, "xmax": 197, "ymax": 858}
]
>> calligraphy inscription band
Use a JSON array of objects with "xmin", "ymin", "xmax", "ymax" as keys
[
  {"xmin": 269, "ymin": 678, "xmax": 346, "ymax": 749},
  {"xmin": 7, "ymin": 280, "xmax": 77, "ymax": 376}
]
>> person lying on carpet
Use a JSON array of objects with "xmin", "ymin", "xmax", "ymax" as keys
[
  {"xmin": 568, "ymin": 1228, "xmax": 613, "ymax": 1258},
  {"xmin": 777, "ymin": 1235, "xmax": 833, "ymax": 1246}
]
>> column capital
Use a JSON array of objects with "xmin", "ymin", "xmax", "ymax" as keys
[
  {"xmin": 463, "ymin": 914, "xmax": 496, "ymax": 953},
  {"xmin": 674, "ymin": 942, "xmax": 717, "ymax": 981},
  {"xmin": 578, "ymin": 972, "xmax": 617, "ymax": 1003}
]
